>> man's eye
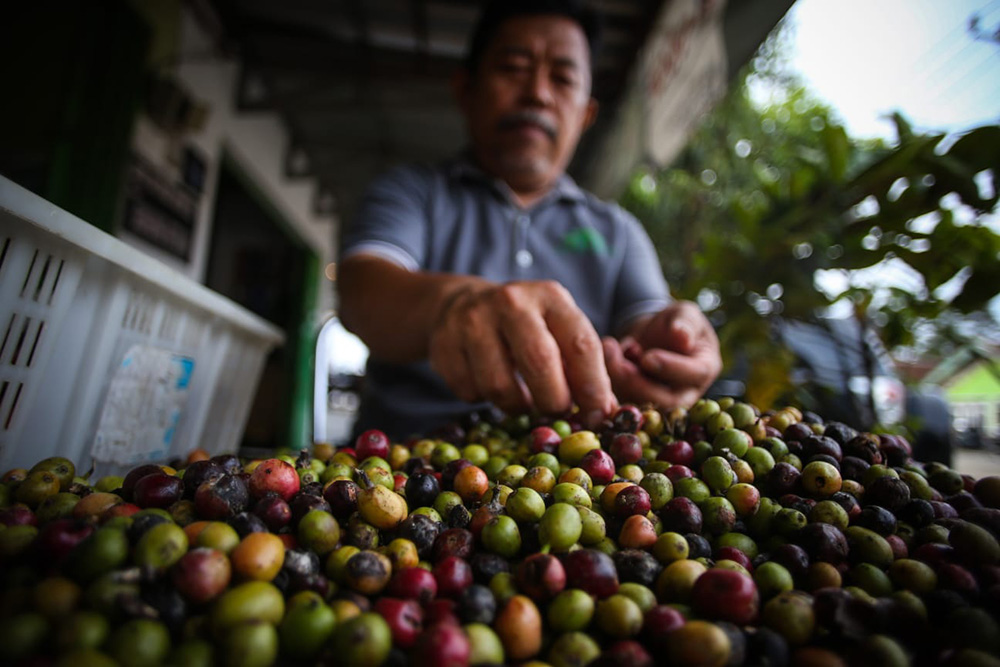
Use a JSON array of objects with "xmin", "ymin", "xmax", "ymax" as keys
[
  {"xmin": 553, "ymin": 73, "xmax": 578, "ymax": 87},
  {"xmin": 498, "ymin": 60, "xmax": 530, "ymax": 72}
]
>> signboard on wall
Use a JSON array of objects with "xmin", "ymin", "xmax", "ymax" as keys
[
  {"xmin": 581, "ymin": 0, "xmax": 730, "ymax": 198},
  {"xmin": 121, "ymin": 154, "xmax": 198, "ymax": 261},
  {"xmin": 643, "ymin": 0, "xmax": 729, "ymax": 166}
]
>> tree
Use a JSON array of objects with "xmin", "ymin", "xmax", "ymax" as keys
[
  {"xmin": 969, "ymin": 11, "xmax": 1000, "ymax": 45},
  {"xmin": 620, "ymin": 26, "xmax": 1000, "ymax": 423}
]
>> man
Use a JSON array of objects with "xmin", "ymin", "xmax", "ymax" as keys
[{"xmin": 338, "ymin": 0, "xmax": 721, "ymax": 439}]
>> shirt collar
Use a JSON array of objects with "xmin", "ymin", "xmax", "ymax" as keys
[{"xmin": 445, "ymin": 153, "xmax": 587, "ymax": 207}]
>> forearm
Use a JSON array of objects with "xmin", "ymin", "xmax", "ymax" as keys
[{"xmin": 337, "ymin": 255, "xmax": 491, "ymax": 363}]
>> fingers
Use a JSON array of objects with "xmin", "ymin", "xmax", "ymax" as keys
[
  {"xmin": 429, "ymin": 286, "xmax": 480, "ymax": 402},
  {"xmin": 632, "ymin": 301, "xmax": 721, "ymax": 395},
  {"xmin": 429, "ymin": 333, "xmax": 476, "ymax": 403},
  {"xmin": 542, "ymin": 289, "xmax": 617, "ymax": 415},
  {"xmin": 604, "ymin": 337, "xmax": 702, "ymax": 409},
  {"xmin": 430, "ymin": 289, "xmax": 525, "ymax": 411},
  {"xmin": 602, "ymin": 337, "xmax": 634, "ymax": 388},
  {"xmin": 639, "ymin": 301, "xmax": 711, "ymax": 355},
  {"xmin": 429, "ymin": 281, "xmax": 617, "ymax": 418},
  {"xmin": 501, "ymin": 307, "xmax": 571, "ymax": 413},
  {"xmin": 638, "ymin": 347, "xmax": 718, "ymax": 390},
  {"xmin": 498, "ymin": 282, "xmax": 613, "ymax": 415},
  {"xmin": 607, "ymin": 303, "xmax": 722, "ymax": 410},
  {"xmin": 467, "ymin": 328, "xmax": 532, "ymax": 414}
]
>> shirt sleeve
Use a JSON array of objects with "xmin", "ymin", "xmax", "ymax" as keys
[
  {"xmin": 339, "ymin": 164, "xmax": 432, "ymax": 271},
  {"xmin": 611, "ymin": 207, "xmax": 672, "ymax": 335}
]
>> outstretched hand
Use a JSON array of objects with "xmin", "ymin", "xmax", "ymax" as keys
[
  {"xmin": 602, "ymin": 300, "xmax": 721, "ymax": 410},
  {"xmin": 428, "ymin": 280, "xmax": 618, "ymax": 421}
]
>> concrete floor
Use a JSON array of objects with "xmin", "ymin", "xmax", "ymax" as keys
[{"xmin": 952, "ymin": 446, "xmax": 1000, "ymax": 479}]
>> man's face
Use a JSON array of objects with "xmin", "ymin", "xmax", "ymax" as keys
[{"xmin": 457, "ymin": 15, "xmax": 598, "ymax": 196}]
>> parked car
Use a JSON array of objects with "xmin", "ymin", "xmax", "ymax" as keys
[{"xmin": 708, "ymin": 316, "xmax": 954, "ymax": 465}]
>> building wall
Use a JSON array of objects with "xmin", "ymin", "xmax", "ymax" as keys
[
  {"xmin": 125, "ymin": 4, "xmax": 337, "ymax": 318},
  {"xmin": 945, "ymin": 361, "xmax": 1000, "ymax": 438}
]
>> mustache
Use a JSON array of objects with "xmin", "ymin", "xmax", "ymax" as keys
[{"xmin": 497, "ymin": 110, "xmax": 558, "ymax": 139}]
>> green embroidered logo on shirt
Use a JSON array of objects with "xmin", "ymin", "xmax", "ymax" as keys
[{"xmin": 561, "ymin": 228, "xmax": 609, "ymax": 255}]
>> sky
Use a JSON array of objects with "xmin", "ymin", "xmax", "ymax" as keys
[{"xmin": 785, "ymin": 0, "xmax": 1000, "ymax": 140}]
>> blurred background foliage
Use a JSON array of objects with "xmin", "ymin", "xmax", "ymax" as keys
[{"xmin": 620, "ymin": 22, "xmax": 1000, "ymax": 413}]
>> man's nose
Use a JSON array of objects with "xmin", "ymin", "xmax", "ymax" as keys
[{"xmin": 522, "ymin": 66, "xmax": 554, "ymax": 106}]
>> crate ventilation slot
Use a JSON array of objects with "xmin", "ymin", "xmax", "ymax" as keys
[
  {"xmin": 122, "ymin": 292, "xmax": 154, "ymax": 334},
  {"xmin": 20, "ymin": 249, "xmax": 65, "ymax": 306},
  {"xmin": 1, "ymin": 314, "xmax": 45, "ymax": 369},
  {"xmin": 159, "ymin": 306, "xmax": 179, "ymax": 341},
  {"xmin": 0, "ymin": 237, "xmax": 10, "ymax": 274},
  {"xmin": 0, "ymin": 379, "xmax": 24, "ymax": 432}
]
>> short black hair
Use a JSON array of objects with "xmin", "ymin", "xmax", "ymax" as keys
[{"xmin": 464, "ymin": 0, "xmax": 603, "ymax": 74}]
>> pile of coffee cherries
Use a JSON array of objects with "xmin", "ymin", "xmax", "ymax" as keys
[{"xmin": 1, "ymin": 398, "xmax": 999, "ymax": 666}]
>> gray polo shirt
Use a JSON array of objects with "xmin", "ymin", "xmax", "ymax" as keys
[{"xmin": 340, "ymin": 157, "xmax": 670, "ymax": 439}]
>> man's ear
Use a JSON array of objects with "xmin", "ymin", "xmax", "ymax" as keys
[
  {"xmin": 583, "ymin": 97, "xmax": 599, "ymax": 132},
  {"xmin": 451, "ymin": 68, "xmax": 472, "ymax": 115}
]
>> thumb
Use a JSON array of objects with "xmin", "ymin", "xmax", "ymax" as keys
[{"xmin": 665, "ymin": 317, "xmax": 696, "ymax": 354}]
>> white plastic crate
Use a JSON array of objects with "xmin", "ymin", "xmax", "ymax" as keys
[{"xmin": 0, "ymin": 175, "xmax": 284, "ymax": 476}]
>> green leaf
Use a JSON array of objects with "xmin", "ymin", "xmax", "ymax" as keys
[
  {"xmin": 822, "ymin": 124, "xmax": 850, "ymax": 182},
  {"xmin": 891, "ymin": 112, "xmax": 914, "ymax": 143},
  {"xmin": 947, "ymin": 125, "xmax": 1000, "ymax": 175}
]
